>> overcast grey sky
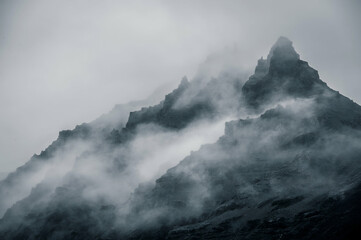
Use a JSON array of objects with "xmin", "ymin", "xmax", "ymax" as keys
[{"xmin": 0, "ymin": 0, "xmax": 360, "ymax": 172}]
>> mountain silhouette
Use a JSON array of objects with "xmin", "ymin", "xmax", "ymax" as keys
[{"xmin": 1, "ymin": 37, "xmax": 361, "ymax": 240}]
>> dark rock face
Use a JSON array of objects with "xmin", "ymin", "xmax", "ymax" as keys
[
  {"xmin": 126, "ymin": 75, "xmax": 243, "ymax": 130},
  {"xmin": 126, "ymin": 78, "xmax": 192, "ymax": 130},
  {"xmin": 242, "ymin": 37, "xmax": 327, "ymax": 109},
  {"xmin": 123, "ymin": 97, "xmax": 361, "ymax": 239},
  {"xmin": 1, "ymin": 37, "xmax": 361, "ymax": 240}
]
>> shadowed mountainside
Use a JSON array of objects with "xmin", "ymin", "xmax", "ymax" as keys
[{"xmin": 1, "ymin": 37, "xmax": 361, "ymax": 240}]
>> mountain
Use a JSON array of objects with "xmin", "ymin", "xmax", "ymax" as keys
[
  {"xmin": 1, "ymin": 37, "xmax": 361, "ymax": 240},
  {"xmin": 0, "ymin": 173, "xmax": 7, "ymax": 181}
]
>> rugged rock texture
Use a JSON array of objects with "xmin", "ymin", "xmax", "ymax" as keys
[
  {"xmin": 242, "ymin": 37, "xmax": 327, "ymax": 109},
  {"xmin": 1, "ymin": 37, "xmax": 361, "ymax": 240}
]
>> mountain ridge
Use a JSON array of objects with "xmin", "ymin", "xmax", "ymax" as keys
[{"xmin": 1, "ymin": 37, "xmax": 361, "ymax": 239}]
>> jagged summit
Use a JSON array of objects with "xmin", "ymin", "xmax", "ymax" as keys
[
  {"xmin": 268, "ymin": 36, "xmax": 301, "ymax": 75},
  {"xmin": 272, "ymin": 36, "xmax": 292, "ymax": 47},
  {"xmin": 2, "ymin": 37, "xmax": 361, "ymax": 240},
  {"xmin": 242, "ymin": 36, "xmax": 326, "ymax": 108},
  {"xmin": 268, "ymin": 36, "xmax": 300, "ymax": 61},
  {"xmin": 254, "ymin": 37, "xmax": 300, "ymax": 76}
]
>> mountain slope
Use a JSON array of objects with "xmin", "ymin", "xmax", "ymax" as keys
[
  {"xmin": 0, "ymin": 73, "xmax": 244, "ymax": 219},
  {"xmin": 1, "ymin": 37, "xmax": 361, "ymax": 240}
]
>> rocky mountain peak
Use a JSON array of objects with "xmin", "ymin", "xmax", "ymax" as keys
[
  {"xmin": 268, "ymin": 36, "xmax": 300, "ymax": 61},
  {"xmin": 242, "ymin": 37, "xmax": 326, "ymax": 108},
  {"xmin": 1, "ymin": 37, "xmax": 361, "ymax": 240},
  {"xmin": 253, "ymin": 37, "xmax": 300, "ymax": 77},
  {"xmin": 267, "ymin": 36, "xmax": 301, "ymax": 75}
]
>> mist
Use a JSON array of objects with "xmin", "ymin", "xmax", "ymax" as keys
[
  {"xmin": 1, "ymin": 6, "xmax": 361, "ymax": 237},
  {"xmin": 1, "ymin": 0, "xmax": 361, "ymax": 173}
]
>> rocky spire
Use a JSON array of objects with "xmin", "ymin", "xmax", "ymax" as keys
[
  {"xmin": 253, "ymin": 37, "xmax": 300, "ymax": 77},
  {"xmin": 242, "ymin": 36, "xmax": 326, "ymax": 108},
  {"xmin": 267, "ymin": 36, "xmax": 300, "ymax": 62}
]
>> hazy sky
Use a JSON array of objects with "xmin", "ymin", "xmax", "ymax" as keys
[{"xmin": 1, "ymin": 0, "xmax": 360, "ymax": 172}]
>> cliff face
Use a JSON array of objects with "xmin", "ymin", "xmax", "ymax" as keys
[
  {"xmin": 242, "ymin": 37, "xmax": 327, "ymax": 109},
  {"xmin": 1, "ymin": 37, "xmax": 361, "ymax": 240}
]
